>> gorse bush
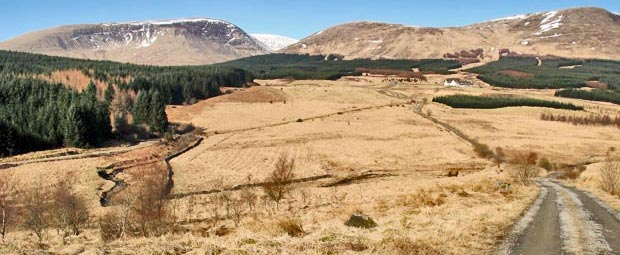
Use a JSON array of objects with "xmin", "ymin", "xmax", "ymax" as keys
[{"xmin": 432, "ymin": 94, "xmax": 583, "ymax": 110}]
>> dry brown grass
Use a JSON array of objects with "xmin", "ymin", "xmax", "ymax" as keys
[
  {"xmin": 277, "ymin": 217, "xmax": 305, "ymax": 237},
  {"xmin": 5, "ymin": 77, "xmax": 620, "ymax": 253},
  {"xmin": 600, "ymin": 161, "xmax": 620, "ymax": 196}
]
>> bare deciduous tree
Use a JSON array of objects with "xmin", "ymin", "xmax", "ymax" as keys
[
  {"xmin": 0, "ymin": 174, "xmax": 15, "ymax": 242},
  {"xmin": 129, "ymin": 164, "xmax": 174, "ymax": 237},
  {"xmin": 22, "ymin": 183, "xmax": 50, "ymax": 246},
  {"xmin": 240, "ymin": 189, "xmax": 257, "ymax": 212},
  {"xmin": 51, "ymin": 178, "xmax": 89, "ymax": 243},
  {"xmin": 263, "ymin": 154, "xmax": 296, "ymax": 208},
  {"xmin": 509, "ymin": 151, "xmax": 540, "ymax": 185},
  {"xmin": 229, "ymin": 195, "xmax": 244, "ymax": 227}
]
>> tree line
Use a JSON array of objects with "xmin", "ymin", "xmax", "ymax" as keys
[
  {"xmin": 0, "ymin": 76, "xmax": 111, "ymax": 156},
  {"xmin": 432, "ymin": 94, "xmax": 583, "ymax": 110},
  {"xmin": 540, "ymin": 112, "xmax": 620, "ymax": 127},
  {"xmin": 555, "ymin": 88, "xmax": 620, "ymax": 105},
  {"xmin": 218, "ymin": 53, "xmax": 461, "ymax": 80},
  {"xmin": 0, "ymin": 50, "xmax": 252, "ymax": 105}
]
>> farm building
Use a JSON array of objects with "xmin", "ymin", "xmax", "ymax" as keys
[{"xmin": 444, "ymin": 78, "xmax": 473, "ymax": 87}]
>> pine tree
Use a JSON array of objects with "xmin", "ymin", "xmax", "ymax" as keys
[
  {"xmin": 86, "ymin": 80, "xmax": 97, "ymax": 99},
  {"xmin": 63, "ymin": 103, "xmax": 86, "ymax": 148},
  {"xmin": 104, "ymin": 83, "xmax": 115, "ymax": 103},
  {"xmin": 132, "ymin": 90, "xmax": 150, "ymax": 124},
  {"xmin": 0, "ymin": 122, "xmax": 16, "ymax": 157},
  {"xmin": 149, "ymin": 90, "xmax": 168, "ymax": 133}
]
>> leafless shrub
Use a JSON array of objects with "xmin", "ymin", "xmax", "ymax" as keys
[
  {"xmin": 209, "ymin": 177, "xmax": 224, "ymax": 227},
  {"xmin": 541, "ymin": 112, "xmax": 620, "ymax": 127},
  {"xmin": 277, "ymin": 217, "xmax": 305, "ymax": 237},
  {"xmin": 186, "ymin": 196, "xmax": 195, "ymax": 223},
  {"xmin": 601, "ymin": 161, "xmax": 620, "ymax": 196},
  {"xmin": 21, "ymin": 183, "xmax": 50, "ymax": 246},
  {"xmin": 0, "ymin": 174, "xmax": 15, "ymax": 242},
  {"xmin": 263, "ymin": 154, "xmax": 295, "ymax": 208},
  {"xmin": 229, "ymin": 196, "xmax": 244, "ymax": 227},
  {"xmin": 98, "ymin": 211, "xmax": 123, "ymax": 242},
  {"xmin": 509, "ymin": 151, "xmax": 540, "ymax": 185},
  {"xmin": 51, "ymin": 178, "xmax": 89, "ymax": 243},
  {"xmin": 128, "ymin": 164, "xmax": 175, "ymax": 237},
  {"xmin": 240, "ymin": 189, "xmax": 257, "ymax": 212}
]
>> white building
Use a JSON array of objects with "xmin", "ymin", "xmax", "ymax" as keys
[{"xmin": 444, "ymin": 78, "xmax": 473, "ymax": 87}]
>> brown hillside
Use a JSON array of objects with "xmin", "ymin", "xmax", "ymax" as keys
[
  {"xmin": 281, "ymin": 7, "xmax": 620, "ymax": 61},
  {"xmin": 0, "ymin": 18, "xmax": 269, "ymax": 66}
]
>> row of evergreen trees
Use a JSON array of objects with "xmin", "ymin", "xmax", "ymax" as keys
[
  {"xmin": 0, "ymin": 76, "xmax": 111, "ymax": 156},
  {"xmin": 555, "ymin": 89, "xmax": 620, "ymax": 105},
  {"xmin": 432, "ymin": 94, "xmax": 583, "ymax": 110}
]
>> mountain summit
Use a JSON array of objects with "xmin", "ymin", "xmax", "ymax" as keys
[
  {"xmin": 281, "ymin": 7, "xmax": 620, "ymax": 61},
  {"xmin": 0, "ymin": 18, "xmax": 269, "ymax": 65}
]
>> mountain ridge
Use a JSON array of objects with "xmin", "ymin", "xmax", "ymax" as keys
[
  {"xmin": 281, "ymin": 7, "xmax": 620, "ymax": 62},
  {"xmin": 0, "ymin": 17, "xmax": 270, "ymax": 66}
]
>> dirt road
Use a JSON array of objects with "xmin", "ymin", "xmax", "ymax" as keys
[{"xmin": 498, "ymin": 179, "xmax": 620, "ymax": 255}]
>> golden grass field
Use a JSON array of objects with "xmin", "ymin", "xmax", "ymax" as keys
[{"xmin": 2, "ymin": 74, "xmax": 620, "ymax": 254}]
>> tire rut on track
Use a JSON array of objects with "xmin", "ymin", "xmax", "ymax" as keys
[{"xmin": 498, "ymin": 179, "xmax": 620, "ymax": 255}]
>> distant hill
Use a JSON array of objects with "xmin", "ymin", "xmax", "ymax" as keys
[
  {"xmin": 0, "ymin": 18, "xmax": 270, "ymax": 65},
  {"xmin": 281, "ymin": 7, "xmax": 620, "ymax": 62}
]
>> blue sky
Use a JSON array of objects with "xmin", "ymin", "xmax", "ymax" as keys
[{"xmin": 0, "ymin": 0, "xmax": 618, "ymax": 41}]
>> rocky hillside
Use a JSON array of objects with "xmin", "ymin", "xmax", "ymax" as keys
[
  {"xmin": 0, "ymin": 18, "xmax": 269, "ymax": 65},
  {"xmin": 281, "ymin": 7, "xmax": 620, "ymax": 62}
]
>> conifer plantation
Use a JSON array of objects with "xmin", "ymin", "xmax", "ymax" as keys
[
  {"xmin": 432, "ymin": 94, "xmax": 583, "ymax": 110},
  {"xmin": 0, "ymin": 50, "xmax": 252, "ymax": 156}
]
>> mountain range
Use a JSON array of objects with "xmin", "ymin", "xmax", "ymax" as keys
[
  {"xmin": 0, "ymin": 18, "xmax": 295, "ymax": 66},
  {"xmin": 282, "ymin": 7, "xmax": 620, "ymax": 62},
  {"xmin": 0, "ymin": 7, "xmax": 618, "ymax": 65}
]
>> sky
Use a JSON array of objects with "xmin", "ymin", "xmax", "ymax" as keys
[{"xmin": 0, "ymin": 0, "xmax": 618, "ymax": 41}]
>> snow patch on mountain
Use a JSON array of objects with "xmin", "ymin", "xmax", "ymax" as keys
[
  {"xmin": 250, "ymin": 34, "xmax": 298, "ymax": 51},
  {"xmin": 537, "ymin": 11, "xmax": 563, "ymax": 35}
]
